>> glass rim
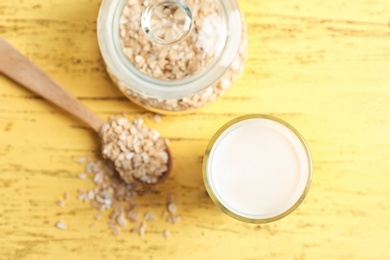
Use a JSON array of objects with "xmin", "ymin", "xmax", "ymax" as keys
[{"xmin": 202, "ymin": 114, "xmax": 313, "ymax": 224}]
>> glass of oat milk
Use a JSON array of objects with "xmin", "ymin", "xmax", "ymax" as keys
[{"xmin": 203, "ymin": 115, "xmax": 313, "ymax": 223}]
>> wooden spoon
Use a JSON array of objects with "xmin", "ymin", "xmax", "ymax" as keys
[{"xmin": 0, "ymin": 37, "xmax": 172, "ymax": 185}]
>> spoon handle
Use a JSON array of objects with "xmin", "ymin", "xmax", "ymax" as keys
[{"xmin": 0, "ymin": 38, "xmax": 104, "ymax": 133}]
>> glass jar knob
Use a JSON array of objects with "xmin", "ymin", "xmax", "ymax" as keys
[{"xmin": 141, "ymin": 0, "xmax": 194, "ymax": 45}]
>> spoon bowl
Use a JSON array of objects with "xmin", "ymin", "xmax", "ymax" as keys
[{"xmin": 133, "ymin": 147, "xmax": 173, "ymax": 186}]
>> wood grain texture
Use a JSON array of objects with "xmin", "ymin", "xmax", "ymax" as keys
[
  {"xmin": 1, "ymin": 0, "xmax": 390, "ymax": 259},
  {"xmin": 0, "ymin": 38, "xmax": 105, "ymax": 132}
]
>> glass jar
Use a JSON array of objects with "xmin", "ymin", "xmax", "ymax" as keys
[
  {"xmin": 97, "ymin": 0, "xmax": 248, "ymax": 113},
  {"xmin": 203, "ymin": 115, "xmax": 313, "ymax": 223}
]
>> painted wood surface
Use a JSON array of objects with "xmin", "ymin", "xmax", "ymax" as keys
[{"xmin": 1, "ymin": 0, "xmax": 390, "ymax": 259}]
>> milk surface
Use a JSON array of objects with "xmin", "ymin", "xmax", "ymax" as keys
[{"xmin": 207, "ymin": 118, "xmax": 310, "ymax": 219}]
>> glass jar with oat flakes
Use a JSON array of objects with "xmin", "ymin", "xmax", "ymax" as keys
[{"xmin": 97, "ymin": 0, "xmax": 248, "ymax": 113}]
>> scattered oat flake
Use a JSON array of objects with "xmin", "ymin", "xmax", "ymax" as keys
[
  {"xmin": 89, "ymin": 223, "xmax": 96, "ymax": 228},
  {"xmin": 168, "ymin": 203, "xmax": 177, "ymax": 214},
  {"xmin": 127, "ymin": 210, "xmax": 140, "ymax": 223},
  {"xmin": 109, "ymin": 221, "xmax": 120, "ymax": 236},
  {"xmin": 161, "ymin": 210, "xmax": 168, "ymax": 219},
  {"xmin": 87, "ymin": 190, "xmax": 95, "ymax": 200},
  {"xmin": 117, "ymin": 213, "xmax": 127, "ymax": 227},
  {"xmin": 78, "ymin": 173, "xmax": 88, "ymax": 180},
  {"xmin": 77, "ymin": 157, "xmax": 86, "ymax": 164},
  {"xmin": 163, "ymin": 229, "xmax": 170, "ymax": 239},
  {"xmin": 139, "ymin": 222, "xmax": 146, "ymax": 237},
  {"xmin": 166, "ymin": 215, "xmax": 181, "ymax": 224},
  {"xmin": 86, "ymin": 162, "xmax": 94, "ymax": 174},
  {"xmin": 77, "ymin": 192, "xmax": 86, "ymax": 201},
  {"xmin": 153, "ymin": 114, "xmax": 162, "ymax": 123},
  {"xmin": 57, "ymin": 200, "xmax": 65, "ymax": 207},
  {"xmin": 63, "ymin": 193, "xmax": 69, "ymax": 200},
  {"xmin": 55, "ymin": 221, "xmax": 68, "ymax": 230},
  {"xmin": 144, "ymin": 211, "xmax": 155, "ymax": 222},
  {"xmin": 94, "ymin": 213, "xmax": 102, "ymax": 220},
  {"xmin": 172, "ymin": 215, "xmax": 181, "ymax": 224}
]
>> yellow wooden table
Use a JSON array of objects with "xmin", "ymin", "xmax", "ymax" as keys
[{"xmin": 1, "ymin": 0, "xmax": 390, "ymax": 259}]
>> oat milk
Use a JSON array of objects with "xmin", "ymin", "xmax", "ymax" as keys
[{"xmin": 204, "ymin": 116, "xmax": 312, "ymax": 222}]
